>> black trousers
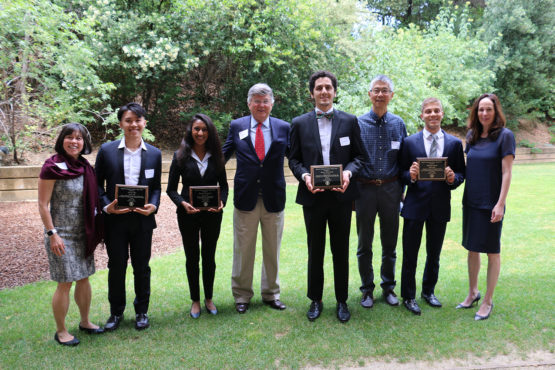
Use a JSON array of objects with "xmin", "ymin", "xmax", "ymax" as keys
[
  {"xmin": 401, "ymin": 218, "xmax": 447, "ymax": 300},
  {"xmin": 177, "ymin": 209, "xmax": 222, "ymax": 302},
  {"xmin": 303, "ymin": 193, "xmax": 352, "ymax": 303},
  {"xmin": 105, "ymin": 213, "xmax": 152, "ymax": 316}
]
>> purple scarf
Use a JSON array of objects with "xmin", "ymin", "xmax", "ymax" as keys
[{"xmin": 40, "ymin": 153, "xmax": 103, "ymax": 256}]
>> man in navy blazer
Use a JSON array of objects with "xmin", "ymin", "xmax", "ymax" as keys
[
  {"xmin": 289, "ymin": 71, "xmax": 366, "ymax": 322},
  {"xmin": 222, "ymin": 83, "xmax": 290, "ymax": 314},
  {"xmin": 95, "ymin": 103, "xmax": 162, "ymax": 330},
  {"xmin": 399, "ymin": 98, "xmax": 465, "ymax": 315}
]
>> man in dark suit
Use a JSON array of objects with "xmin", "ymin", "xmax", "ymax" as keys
[
  {"xmin": 222, "ymin": 83, "xmax": 290, "ymax": 314},
  {"xmin": 399, "ymin": 97, "xmax": 465, "ymax": 315},
  {"xmin": 95, "ymin": 102, "xmax": 162, "ymax": 330},
  {"xmin": 289, "ymin": 71, "xmax": 366, "ymax": 322}
]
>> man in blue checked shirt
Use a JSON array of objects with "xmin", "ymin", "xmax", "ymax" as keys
[{"xmin": 355, "ymin": 75, "xmax": 407, "ymax": 310}]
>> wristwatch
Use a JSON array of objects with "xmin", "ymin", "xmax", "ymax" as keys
[{"xmin": 46, "ymin": 228, "xmax": 57, "ymax": 236}]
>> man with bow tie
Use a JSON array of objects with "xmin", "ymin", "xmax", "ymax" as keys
[
  {"xmin": 289, "ymin": 71, "xmax": 366, "ymax": 322},
  {"xmin": 398, "ymin": 97, "xmax": 465, "ymax": 315},
  {"xmin": 355, "ymin": 75, "xmax": 407, "ymax": 310},
  {"xmin": 222, "ymin": 83, "xmax": 290, "ymax": 314}
]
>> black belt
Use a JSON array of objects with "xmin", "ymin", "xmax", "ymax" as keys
[{"xmin": 358, "ymin": 176, "xmax": 398, "ymax": 186}]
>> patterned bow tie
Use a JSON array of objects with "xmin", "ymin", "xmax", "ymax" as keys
[{"xmin": 316, "ymin": 111, "xmax": 334, "ymax": 120}]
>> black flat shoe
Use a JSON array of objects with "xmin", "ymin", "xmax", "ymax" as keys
[
  {"xmin": 204, "ymin": 300, "xmax": 218, "ymax": 315},
  {"xmin": 54, "ymin": 333, "xmax": 80, "ymax": 346},
  {"xmin": 474, "ymin": 303, "xmax": 494, "ymax": 321},
  {"xmin": 135, "ymin": 313, "xmax": 150, "ymax": 330},
  {"xmin": 307, "ymin": 301, "xmax": 323, "ymax": 322},
  {"xmin": 104, "ymin": 314, "xmax": 124, "ymax": 331},
  {"xmin": 456, "ymin": 292, "xmax": 481, "ymax": 309},
  {"xmin": 421, "ymin": 293, "xmax": 442, "ymax": 307},
  {"xmin": 190, "ymin": 305, "xmax": 201, "ymax": 319},
  {"xmin": 403, "ymin": 299, "xmax": 422, "ymax": 316},
  {"xmin": 336, "ymin": 302, "xmax": 351, "ymax": 323},
  {"xmin": 78, "ymin": 324, "xmax": 105, "ymax": 334}
]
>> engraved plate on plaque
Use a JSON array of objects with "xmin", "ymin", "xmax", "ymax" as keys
[{"xmin": 310, "ymin": 164, "xmax": 343, "ymax": 189}]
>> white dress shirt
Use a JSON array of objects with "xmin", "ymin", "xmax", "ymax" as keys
[
  {"xmin": 191, "ymin": 150, "xmax": 212, "ymax": 177},
  {"xmin": 423, "ymin": 128, "xmax": 444, "ymax": 157},
  {"xmin": 119, "ymin": 137, "xmax": 147, "ymax": 185}
]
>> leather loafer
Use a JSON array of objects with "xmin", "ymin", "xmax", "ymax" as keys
[
  {"xmin": 263, "ymin": 299, "xmax": 287, "ymax": 310},
  {"xmin": 360, "ymin": 292, "xmax": 374, "ymax": 308},
  {"xmin": 336, "ymin": 302, "xmax": 351, "ymax": 323},
  {"xmin": 421, "ymin": 293, "xmax": 442, "ymax": 307},
  {"xmin": 403, "ymin": 299, "xmax": 422, "ymax": 315},
  {"xmin": 135, "ymin": 313, "xmax": 150, "ymax": 330},
  {"xmin": 104, "ymin": 314, "xmax": 123, "ymax": 331},
  {"xmin": 384, "ymin": 291, "xmax": 400, "ymax": 306},
  {"xmin": 54, "ymin": 332, "xmax": 80, "ymax": 346},
  {"xmin": 205, "ymin": 300, "xmax": 218, "ymax": 315},
  {"xmin": 474, "ymin": 303, "xmax": 493, "ymax": 321},
  {"xmin": 78, "ymin": 324, "xmax": 105, "ymax": 334},
  {"xmin": 307, "ymin": 301, "xmax": 323, "ymax": 321},
  {"xmin": 235, "ymin": 303, "xmax": 249, "ymax": 314}
]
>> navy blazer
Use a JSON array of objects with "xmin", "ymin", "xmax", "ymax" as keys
[
  {"xmin": 222, "ymin": 115, "xmax": 290, "ymax": 212},
  {"xmin": 166, "ymin": 151, "xmax": 229, "ymax": 209},
  {"xmin": 289, "ymin": 109, "xmax": 367, "ymax": 206},
  {"xmin": 95, "ymin": 140, "xmax": 162, "ymax": 230},
  {"xmin": 400, "ymin": 130, "xmax": 465, "ymax": 222}
]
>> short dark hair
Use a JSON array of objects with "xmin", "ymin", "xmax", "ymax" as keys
[
  {"xmin": 54, "ymin": 123, "xmax": 93, "ymax": 156},
  {"xmin": 308, "ymin": 70, "xmax": 338, "ymax": 94},
  {"xmin": 117, "ymin": 102, "xmax": 146, "ymax": 121},
  {"xmin": 467, "ymin": 93, "xmax": 506, "ymax": 145}
]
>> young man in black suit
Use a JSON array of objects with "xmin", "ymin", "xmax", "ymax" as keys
[
  {"xmin": 399, "ymin": 97, "xmax": 465, "ymax": 315},
  {"xmin": 289, "ymin": 71, "xmax": 366, "ymax": 322},
  {"xmin": 95, "ymin": 103, "xmax": 162, "ymax": 330}
]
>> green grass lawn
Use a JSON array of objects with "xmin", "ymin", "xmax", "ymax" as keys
[{"xmin": 1, "ymin": 163, "xmax": 553, "ymax": 368}]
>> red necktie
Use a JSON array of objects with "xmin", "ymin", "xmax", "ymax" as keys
[{"xmin": 255, "ymin": 122, "xmax": 265, "ymax": 161}]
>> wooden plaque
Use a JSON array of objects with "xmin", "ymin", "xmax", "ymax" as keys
[
  {"xmin": 189, "ymin": 185, "xmax": 220, "ymax": 210},
  {"xmin": 310, "ymin": 164, "xmax": 343, "ymax": 189},
  {"xmin": 417, "ymin": 157, "xmax": 447, "ymax": 181},
  {"xmin": 115, "ymin": 184, "xmax": 149, "ymax": 208}
]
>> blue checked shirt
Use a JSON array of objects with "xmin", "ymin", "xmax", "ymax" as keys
[{"xmin": 358, "ymin": 110, "xmax": 407, "ymax": 180}]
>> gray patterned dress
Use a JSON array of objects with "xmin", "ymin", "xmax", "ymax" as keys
[{"xmin": 45, "ymin": 176, "xmax": 95, "ymax": 282}]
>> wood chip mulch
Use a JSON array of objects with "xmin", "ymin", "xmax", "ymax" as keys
[{"xmin": 0, "ymin": 196, "xmax": 182, "ymax": 290}]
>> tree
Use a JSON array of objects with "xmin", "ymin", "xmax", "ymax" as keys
[
  {"xmin": 0, "ymin": 0, "xmax": 114, "ymax": 162},
  {"xmin": 338, "ymin": 5, "xmax": 494, "ymax": 133},
  {"xmin": 481, "ymin": 0, "xmax": 555, "ymax": 120}
]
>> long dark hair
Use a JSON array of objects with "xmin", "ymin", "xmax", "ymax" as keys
[
  {"xmin": 175, "ymin": 114, "xmax": 224, "ymax": 172},
  {"xmin": 467, "ymin": 93, "xmax": 506, "ymax": 145}
]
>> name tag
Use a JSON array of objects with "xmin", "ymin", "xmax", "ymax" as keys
[
  {"xmin": 340, "ymin": 136, "xmax": 350, "ymax": 146},
  {"xmin": 145, "ymin": 169, "xmax": 154, "ymax": 178},
  {"xmin": 391, "ymin": 141, "xmax": 400, "ymax": 150},
  {"xmin": 55, "ymin": 162, "xmax": 68, "ymax": 170},
  {"xmin": 239, "ymin": 129, "xmax": 249, "ymax": 140}
]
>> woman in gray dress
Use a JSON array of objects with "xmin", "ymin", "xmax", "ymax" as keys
[{"xmin": 38, "ymin": 123, "xmax": 104, "ymax": 346}]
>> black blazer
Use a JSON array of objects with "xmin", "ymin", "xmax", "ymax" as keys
[
  {"xmin": 399, "ymin": 130, "xmax": 465, "ymax": 222},
  {"xmin": 166, "ymin": 151, "xmax": 229, "ymax": 210},
  {"xmin": 289, "ymin": 109, "xmax": 367, "ymax": 206},
  {"xmin": 95, "ymin": 140, "xmax": 162, "ymax": 230}
]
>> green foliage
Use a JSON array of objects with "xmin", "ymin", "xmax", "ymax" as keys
[
  {"xmin": 339, "ymin": 4, "xmax": 493, "ymax": 133},
  {"xmin": 0, "ymin": 0, "xmax": 114, "ymax": 162},
  {"xmin": 481, "ymin": 0, "xmax": 555, "ymax": 119}
]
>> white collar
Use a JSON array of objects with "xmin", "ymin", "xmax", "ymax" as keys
[{"xmin": 118, "ymin": 137, "xmax": 147, "ymax": 151}]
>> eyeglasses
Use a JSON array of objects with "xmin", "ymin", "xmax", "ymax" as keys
[{"xmin": 370, "ymin": 89, "xmax": 391, "ymax": 95}]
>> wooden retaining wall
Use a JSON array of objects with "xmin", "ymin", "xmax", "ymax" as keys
[{"xmin": 1, "ymin": 147, "xmax": 553, "ymax": 202}]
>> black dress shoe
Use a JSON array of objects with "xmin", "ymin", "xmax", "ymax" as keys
[
  {"xmin": 360, "ymin": 292, "xmax": 374, "ymax": 308},
  {"xmin": 78, "ymin": 324, "xmax": 105, "ymax": 334},
  {"xmin": 54, "ymin": 333, "xmax": 80, "ymax": 346},
  {"xmin": 104, "ymin": 314, "xmax": 123, "ymax": 331},
  {"xmin": 135, "ymin": 313, "xmax": 150, "ymax": 330},
  {"xmin": 263, "ymin": 299, "xmax": 287, "ymax": 310},
  {"xmin": 307, "ymin": 301, "xmax": 323, "ymax": 321},
  {"xmin": 474, "ymin": 303, "xmax": 494, "ymax": 321},
  {"xmin": 421, "ymin": 293, "xmax": 442, "ymax": 307},
  {"xmin": 403, "ymin": 299, "xmax": 422, "ymax": 315},
  {"xmin": 235, "ymin": 303, "xmax": 249, "ymax": 314},
  {"xmin": 205, "ymin": 300, "xmax": 218, "ymax": 315},
  {"xmin": 384, "ymin": 291, "xmax": 400, "ymax": 306},
  {"xmin": 336, "ymin": 302, "xmax": 351, "ymax": 323},
  {"xmin": 456, "ymin": 292, "xmax": 481, "ymax": 309}
]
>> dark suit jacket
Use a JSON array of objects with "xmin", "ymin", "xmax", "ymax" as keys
[
  {"xmin": 400, "ymin": 130, "xmax": 465, "ymax": 222},
  {"xmin": 95, "ymin": 140, "xmax": 162, "ymax": 230},
  {"xmin": 289, "ymin": 109, "xmax": 367, "ymax": 206},
  {"xmin": 222, "ymin": 115, "xmax": 290, "ymax": 212},
  {"xmin": 166, "ymin": 151, "xmax": 229, "ymax": 209}
]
